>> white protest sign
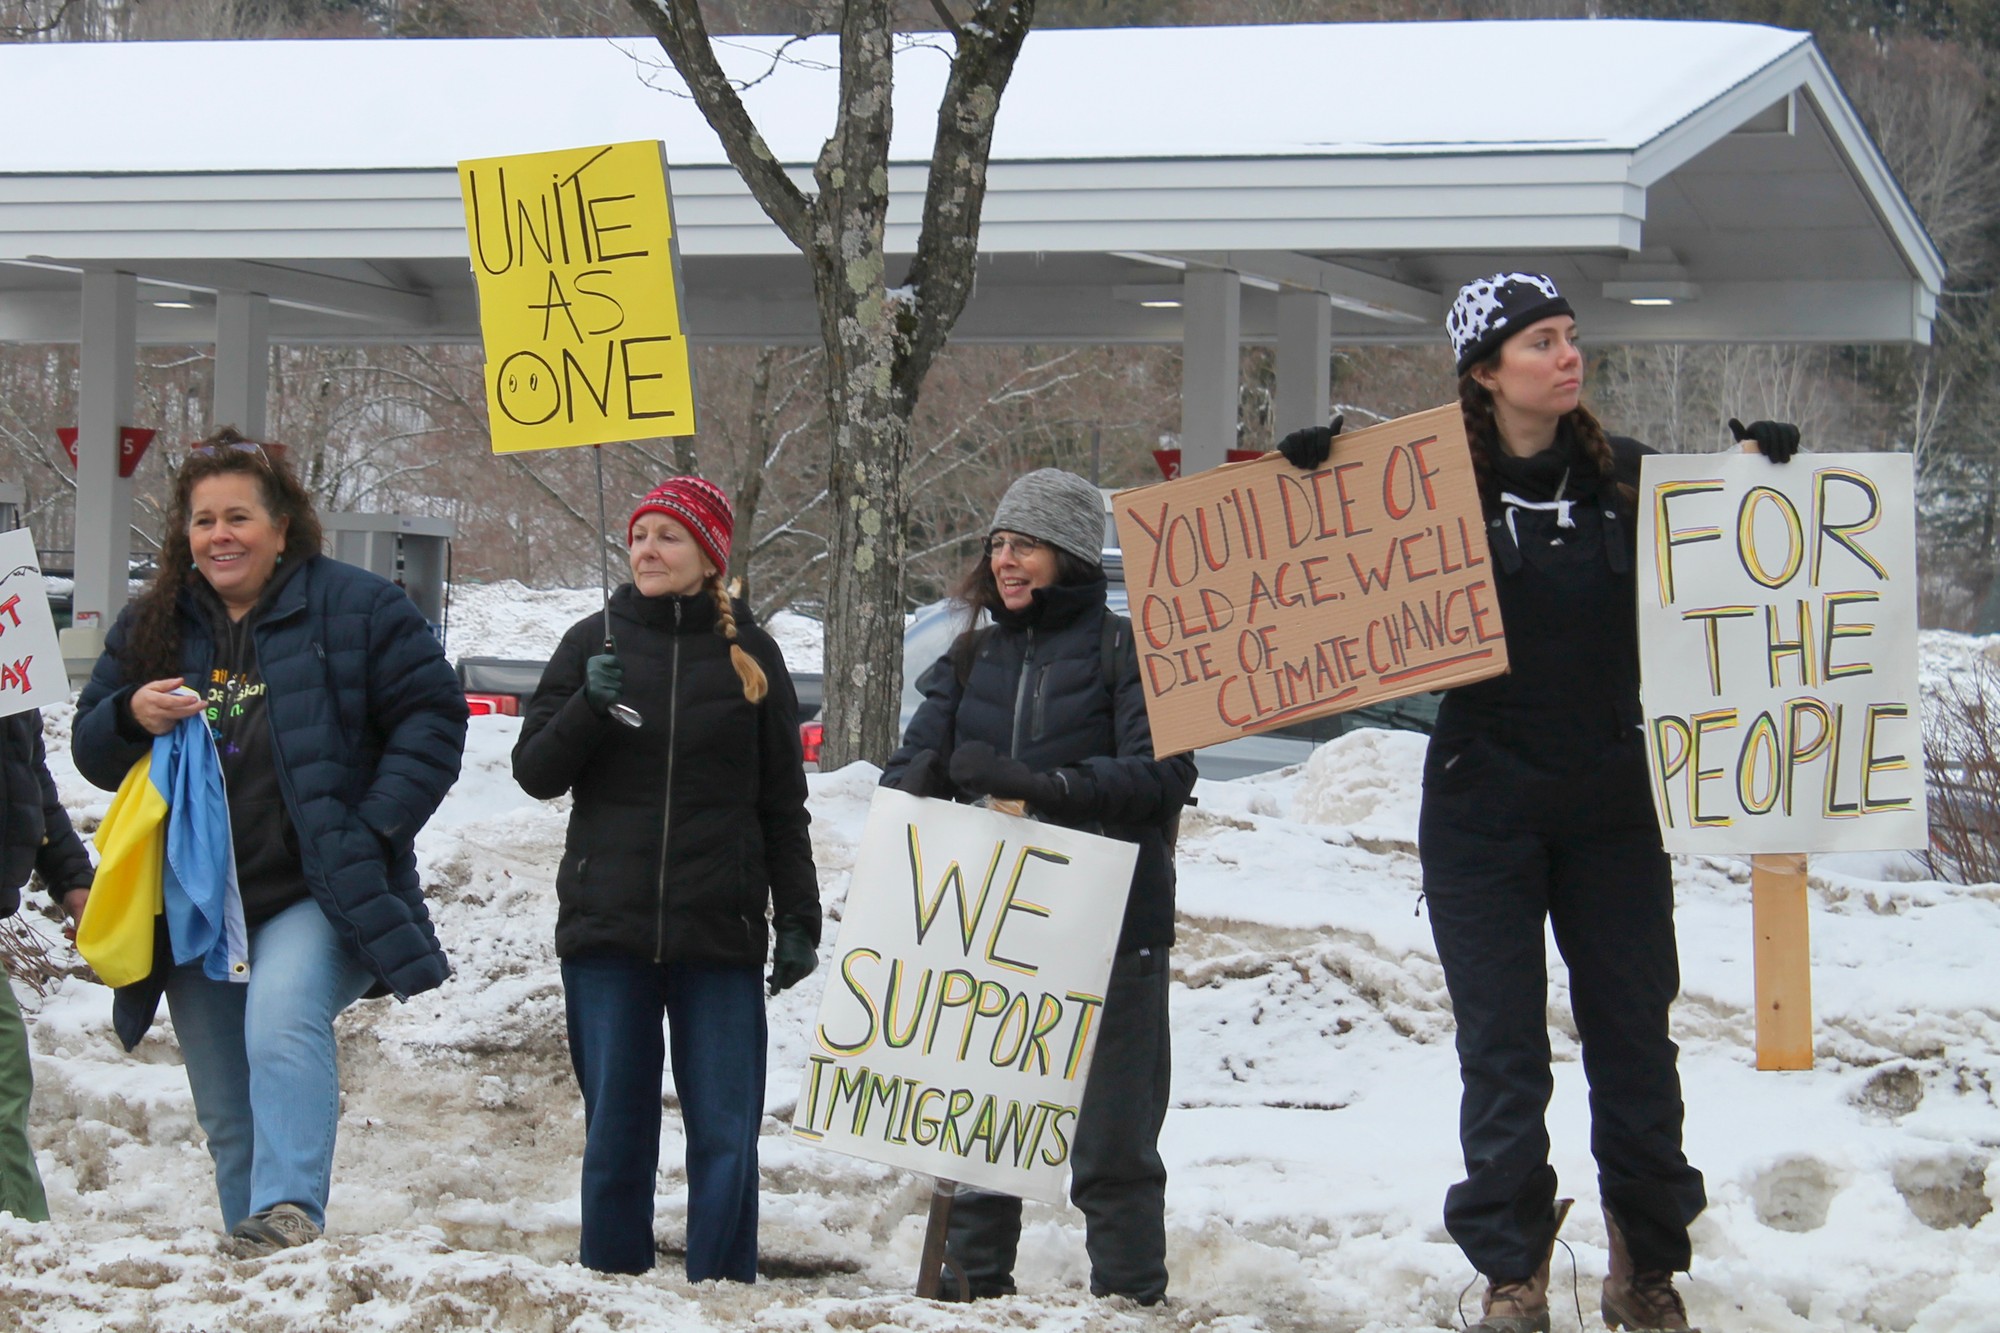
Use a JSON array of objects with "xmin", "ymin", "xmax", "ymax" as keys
[
  {"xmin": 1637, "ymin": 452, "xmax": 1926, "ymax": 854},
  {"xmin": 794, "ymin": 787, "xmax": 1138, "ymax": 1204},
  {"xmin": 0, "ymin": 529, "xmax": 68, "ymax": 719}
]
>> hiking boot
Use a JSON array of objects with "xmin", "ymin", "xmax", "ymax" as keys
[
  {"xmin": 229, "ymin": 1202, "xmax": 322, "ymax": 1258},
  {"xmin": 1601, "ymin": 1208, "xmax": 1696, "ymax": 1331},
  {"xmin": 1469, "ymin": 1197, "xmax": 1572, "ymax": 1333}
]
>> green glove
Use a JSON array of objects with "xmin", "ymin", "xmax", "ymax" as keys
[
  {"xmin": 583, "ymin": 653, "xmax": 624, "ymax": 717},
  {"xmin": 769, "ymin": 920, "xmax": 819, "ymax": 995}
]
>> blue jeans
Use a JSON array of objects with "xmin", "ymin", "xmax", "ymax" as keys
[
  {"xmin": 562, "ymin": 955, "xmax": 766, "ymax": 1280},
  {"xmin": 165, "ymin": 897, "xmax": 375, "ymax": 1231}
]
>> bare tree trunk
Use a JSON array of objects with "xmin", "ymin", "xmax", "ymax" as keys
[{"xmin": 630, "ymin": 0, "xmax": 1035, "ymax": 766}]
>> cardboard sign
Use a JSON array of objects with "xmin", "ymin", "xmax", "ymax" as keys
[
  {"xmin": 794, "ymin": 788, "xmax": 1137, "ymax": 1204},
  {"xmin": 1112, "ymin": 405, "xmax": 1506, "ymax": 758},
  {"xmin": 1636, "ymin": 452, "xmax": 1926, "ymax": 853},
  {"xmin": 459, "ymin": 141, "xmax": 697, "ymax": 452},
  {"xmin": 0, "ymin": 529, "xmax": 68, "ymax": 719}
]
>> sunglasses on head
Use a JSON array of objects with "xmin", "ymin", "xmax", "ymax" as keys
[{"xmin": 191, "ymin": 439, "xmax": 268, "ymax": 461}]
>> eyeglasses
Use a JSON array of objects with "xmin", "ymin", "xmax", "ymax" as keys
[{"xmin": 984, "ymin": 533, "xmax": 1046, "ymax": 559}]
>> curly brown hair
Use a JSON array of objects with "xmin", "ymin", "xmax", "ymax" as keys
[
  {"xmin": 1457, "ymin": 370, "xmax": 1634, "ymax": 516},
  {"xmin": 118, "ymin": 427, "xmax": 325, "ymax": 680}
]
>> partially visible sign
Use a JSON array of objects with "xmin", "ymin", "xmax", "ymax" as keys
[
  {"xmin": 1114, "ymin": 404, "xmax": 1505, "ymax": 758},
  {"xmin": 57, "ymin": 426, "xmax": 154, "ymax": 478},
  {"xmin": 794, "ymin": 789, "xmax": 1136, "ymax": 1204},
  {"xmin": 458, "ymin": 140, "xmax": 696, "ymax": 452},
  {"xmin": 0, "ymin": 529, "xmax": 70, "ymax": 718},
  {"xmin": 1151, "ymin": 447, "xmax": 1264, "ymax": 479},
  {"xmin": 1636, "ymin": 452, "xmax": 1926, "ymax": 853}
]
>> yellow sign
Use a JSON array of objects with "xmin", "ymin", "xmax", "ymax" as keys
[{"xmin": 459, "ymin": 141, "xmax": 696, "ymax": 452}]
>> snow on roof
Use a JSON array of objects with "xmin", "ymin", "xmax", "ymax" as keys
[{"xmin": 0, "ymin": 20, "xmax": 1807, "ymax": 174}]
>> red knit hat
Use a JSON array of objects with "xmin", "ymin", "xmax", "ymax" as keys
[{"xmin": 629, "ymin": 476, "xmax": 733, "ymax": 572}]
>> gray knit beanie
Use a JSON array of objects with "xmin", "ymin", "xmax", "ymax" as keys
[{"xmin": 989, "ymin": 468, "xmax": 1104, "ymax": 567}]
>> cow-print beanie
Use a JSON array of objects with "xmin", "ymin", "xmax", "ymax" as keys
[{"xmin": 1446, "ymin": 273, "xmax": 1574, "ymax": 375}]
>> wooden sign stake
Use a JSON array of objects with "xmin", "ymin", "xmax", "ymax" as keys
[
  {"xmin": 914, "ymin": 1177, "xmax": 969, "ymax": 1300},
  {"xmin": 1750, "ymin": 852, "xmax": 1813, "ymax": 1069}
]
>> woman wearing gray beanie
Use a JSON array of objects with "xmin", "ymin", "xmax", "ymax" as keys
[{"xmin": 881, "ymin": 467, "xmax": 1196, "ymax": 1305}]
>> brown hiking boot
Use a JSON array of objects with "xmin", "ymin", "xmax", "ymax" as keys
[
  {"xmin": 1469, "ymin": 1198, "xmax": 1572, "ymax": 1333},
  {"xmin": 1601, "ymin": 1208, "xmax": 1697, "ymax": 1331}
]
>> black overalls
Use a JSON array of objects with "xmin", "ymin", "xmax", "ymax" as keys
[{"xmin": 1418, "ymin": 434, "xmax": 1707, "ymax": 1280}]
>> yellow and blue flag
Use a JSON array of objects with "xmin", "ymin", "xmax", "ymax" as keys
[{"xmin": 78, "ymin": 716, "xmax": 246, "ymax": 987}]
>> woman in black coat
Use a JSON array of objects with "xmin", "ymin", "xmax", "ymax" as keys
[
  {"xmin": 881, "ymin": 467, "xmax": 1197, "ymax": 1306},
  {"xmin": 0, "ymin": 711, "xmax": 93, "ymax": 1223},
  {"xmin": 1280, "ymin": 275, "xmax": 1797, "ymax": 1333},
  {"xmin": 513, "ymin": 475, "xmax": 820, "ymax": 1282}
]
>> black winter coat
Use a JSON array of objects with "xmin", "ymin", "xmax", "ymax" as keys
[
  {"xmin": 1, "ymin": 711, "xmax": 93, "ymax": 919},
  {"xmin": 1425, "ymin": 434, "xmax": 1656, "ymax": 824},
  {"xmin": 512, "ymin": 586, "xmax": 820, "ymax": 966},
  {"xmin": 74, "ymin": 556, "xmax": 468, "ymax": 1047},
  {"xmin": 882, "ymin": 576, "xmax": 1196, "ymax": 953}
]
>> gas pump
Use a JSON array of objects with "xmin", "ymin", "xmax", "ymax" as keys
[{"xmin": 322, "ymin": 512, "xmax": 456, "ymax": 645}]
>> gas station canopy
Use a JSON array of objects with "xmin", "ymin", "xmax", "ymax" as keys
[
  {"xmin": 0, "ymin": 20, "xmax": 1943, "ymax": 636},
  {"xmin": 0, "ymin": 20, "xmax": 1941, "ymax": 348}
]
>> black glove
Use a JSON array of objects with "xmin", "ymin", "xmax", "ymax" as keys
[
  {"xmin": 889, "ymin": 748, "xmax": 949, "ymax": 798},
  {"xmin": 582, "ymin": 653, "xmax": 624, "ymax": 716},
  {"xmin": 1730, "ymin": 417, "xmax": 1801, "ymax": 464},
  {"xmin": 948, "ymin": 740, "xmax": 1072, "ymax": 811},
  {"xmin": 768, "ymin": 919, "xmax": 818, "ymax": 995},
  {"xmin": 1277, "ymin": 414, "xmax": 1344, "ymax": 470}
]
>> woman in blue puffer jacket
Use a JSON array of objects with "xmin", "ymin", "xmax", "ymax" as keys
[{"xmin": 73, "ymin": 428, "xmax": 466, "ymax": 1257}]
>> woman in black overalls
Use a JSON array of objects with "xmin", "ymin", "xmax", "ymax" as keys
[{"xmin": 1280, "ymin": 274, "xmax": 1796, "ymax": 1333}]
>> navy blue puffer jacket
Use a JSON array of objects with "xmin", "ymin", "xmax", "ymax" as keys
[{"xmin": 73, "ymin": 556, "xmax": 467, "ymax": 1046}]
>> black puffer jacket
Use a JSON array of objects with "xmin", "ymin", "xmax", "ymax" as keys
[
  {"xmin": 513, "ymin": 585, "xmax": 819, "ymax": 965},
  {"xmin": 1, "ymin": 712, "xmax": 93, "ymax": 919},
  {"xmin": 882, "ymin": 576, "xmax": 1197, "ymax": 953}
]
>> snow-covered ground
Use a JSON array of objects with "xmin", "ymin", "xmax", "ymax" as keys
[{"xmin": 4, "ymin": 585, "xmax": 1997, "ymax": 1332}]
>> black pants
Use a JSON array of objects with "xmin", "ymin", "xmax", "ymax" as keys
[
  {"xmin": 946, "ymin": 946, "xmax": 1172, "ymax": 1303},
  {"xmin": 1421, "ymin": 772, "xmax": 1706, "ymax": 1280}
]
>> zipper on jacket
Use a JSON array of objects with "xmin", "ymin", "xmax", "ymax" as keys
[
  {"xmin": 653, "ymin": 599, "xmax": 682, "ymax": 964},
  {"xmin": 1009, "ymin": 627, "xmax": 1037, "ymax": 758}
]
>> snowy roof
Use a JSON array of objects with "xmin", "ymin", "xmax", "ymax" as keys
[
  {"xmin": 0, "ymin": 21, "xmax": 1943, "ymax": 346},
  {"xmin": 0, "ymin": 22, "xmax": 1808, "ymax": 171}
]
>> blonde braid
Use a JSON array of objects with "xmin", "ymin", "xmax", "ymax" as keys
[{"xmin": 711, "ymin": 578, "xmax": 768, "ymax": 703}]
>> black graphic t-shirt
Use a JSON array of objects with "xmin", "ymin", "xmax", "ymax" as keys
[{"xmin": 200, "ymin": 585, "xmax": 309, "ymax": 926}]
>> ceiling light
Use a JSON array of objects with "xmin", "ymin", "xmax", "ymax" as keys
[
  {"xmin": 152, "ymin": 299, "xmax": 195, "ymax": 309},
  {"xmin": 1140, "ymin": 299, "xmax": 1182, "ymax": 309},
  {"xmin": 1603, "ymin": 280, "xmax": 1701, "ymax": 306}
]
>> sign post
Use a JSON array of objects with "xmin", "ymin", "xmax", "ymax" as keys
[
  {"xmin": 1113, "ymin": 404, "xmax": 1507, "ymax": 757},
  {"xmin": 1636, "ymin": 451, "xmax": 1926, "ymax": 1070}
]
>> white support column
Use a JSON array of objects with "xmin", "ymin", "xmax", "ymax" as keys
[
  {"xmin": 1178, "ymin": 269, "xmax": 1240, "ymax": 475},
  {"xmin": 1275, "ymin": 289, "xmax": 1333, "ymax": 441},
  {"xmin": 71, "ymin": 269, "xmax": 137, "ymax": 641},
  {"xmin": 213, "ymin": 290, "xmax": 271, "ymax": 438}
]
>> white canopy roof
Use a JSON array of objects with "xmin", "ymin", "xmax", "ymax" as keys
[{"xmin": 0, "ymin": 19, "xmax": 1944, "ymax": 346}]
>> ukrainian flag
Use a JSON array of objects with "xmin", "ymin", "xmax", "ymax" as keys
[{"xmin": 78, "ymin": 716, "xmax": 246, "ymax": 988}]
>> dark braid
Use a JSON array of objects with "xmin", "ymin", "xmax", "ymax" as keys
[{"xmin": 710, "ymin": 577, "xmax": 768, "ymax": 703}]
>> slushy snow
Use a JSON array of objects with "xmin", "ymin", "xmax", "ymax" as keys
[{"xmin": 4, "ymin": 584, "xmax": 1996, "ymax": 1332}]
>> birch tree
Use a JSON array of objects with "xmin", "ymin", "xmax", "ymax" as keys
[{"xmin": 626, "ymin": 0, "xmax": 1036, "ymax": 766}]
